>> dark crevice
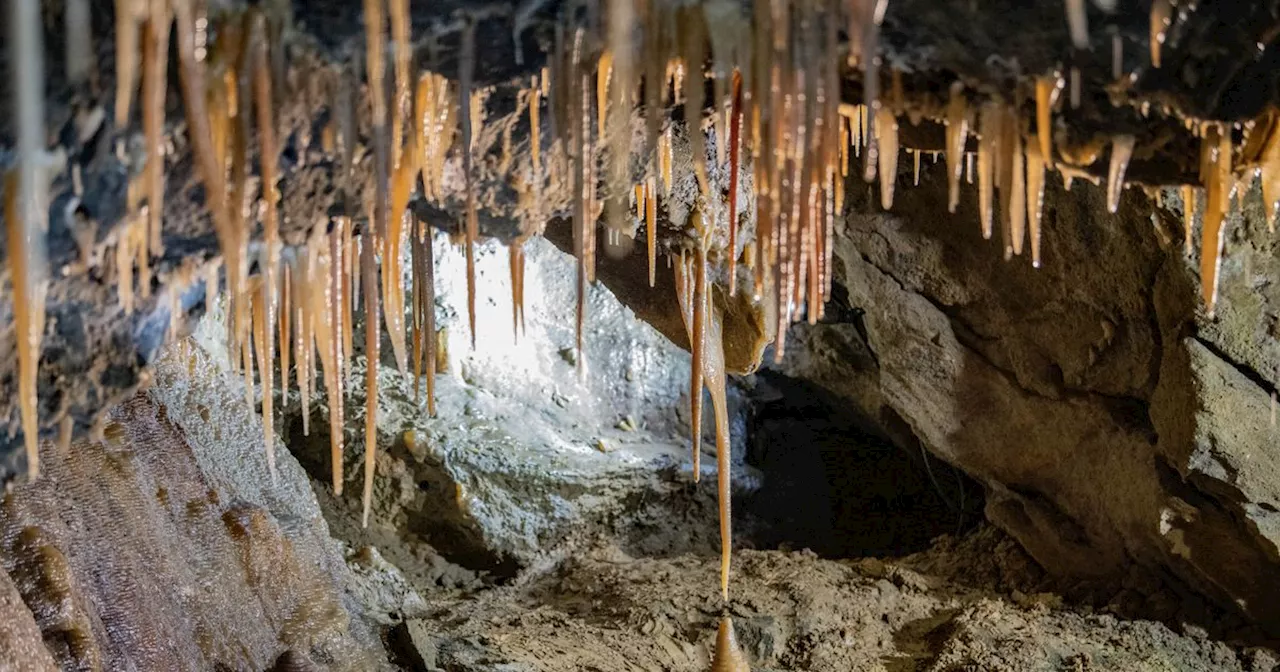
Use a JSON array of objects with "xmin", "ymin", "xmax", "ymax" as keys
[
  {"xmin": 740, "ymin": 369, "xmax": 984, "ymax": 559},
  {"xmin": 1191, "ymin": 334, "xmax": 1280, "ymax": 398},
  {"xmin": 282, "ymin": 410, "xmax": 521, "ymax": 580}
]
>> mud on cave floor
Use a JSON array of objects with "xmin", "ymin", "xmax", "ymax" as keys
[{"xmin": 277, "ymin": 370, "xmax": 1278, "ymax": 671}]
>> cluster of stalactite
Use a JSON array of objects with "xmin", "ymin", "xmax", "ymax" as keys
[{"xmin": 4, "ymin": 0, "xmax": 1279, "ymax": 609}]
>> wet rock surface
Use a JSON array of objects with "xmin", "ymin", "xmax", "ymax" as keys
[{"xmin": 0, "ymin": 330, "xmax": 387, "ymax": 670}]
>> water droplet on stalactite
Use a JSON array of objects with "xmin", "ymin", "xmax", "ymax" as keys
[{"xmin": 1107, "ymin": 134, "xmax": 1135, "ymax": 214}]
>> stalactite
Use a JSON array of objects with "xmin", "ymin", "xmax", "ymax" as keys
[
  {"xmin": 1069, "ymin": 67, "xmax": 1081, "ymax": 109},
  {"xmin": 1107, "ymin": 135, "xmax": 1135, "ymax": 214},
  {"xmin": 280, "ymin": 264, "xmax": 292, "ymax": 410},
  {"xmin": 530, "ymin": 74, "xmax": 543, "ymax": 223},
  {"xmin": 1201, "ymin": 127, "xmax": 1231, "ymax": 317},
  {"xmin": 115, "ymin": 0, "xmax": 143, "ymax": 125},
  {"xmin": 1150, "ymin": 0, "xmax": 1171, "ymax": 67},
  {"xmin": 1111, "ymin": 32, "xmax": 1123, "ymax": 81},
  {"xmin": 309, "ymin": 227, "xmax": 343, "ymax": 493},
  {"xmin": 226, "ymin": 18, "xmax": 255, "ymax": 370},
  {"xmin": 252, "ymin": 11, "xmax": 280, "ymax": 483},
  {"xmin": 1035, "ymin": 76, "xmax": 1058, "ymax": 165},
  {"xmin": 66, "ymin": 0, "xmax": 93, "ymax": 86},
  {"xmin": 343, "ymin": 228, "xmax": 356, "ymax": 384},
  {"xmin": 389, "ymin": 0, "xmax": 411, "ymax": 171},
  {"xmin": 945, "ymin": 83, "xmax": 969, "ymax": 213},
  {"xmin": 509, "ymin": 241, "xmax": 525, "ymax": 342},
  {"xmin": 174, "ymin": 0, "xmax": 236, "ymax": 347},
  {"xmin": 978, "ymin": 102, "xmax": 999, "ymax": 240},
  {"xmin": 875, "ymin": 108, "xmax": 899, "ymax": 209},
  {"xmin": 294, "ymin": 255, "xmax": 312, "ymax": 436},
  {"xmin": 1005, "ymin": 113, "xmax": 1026, "ymax": 258},
  {"xmin": 8, "ymin": 0, "xmax": 48, "ymax": 480},
  {"xmin": 142, "ymin": 7, "xmax": 171, "ymax": 259},
  {"xmin": 1183, "ymin": 185, "xmax": 1196, "ymax": 257},
  {"xmin": 597, "ymin": 49, "xmax": 613, "ymax": 143},
  {"xmin": 647, "ymin": 176, "xmax": 658, "ymax": 288},
  {"xmin": 251, "ymin": 278, "xmax": 277, "ymax": 482},
  {"xmin": 460, "ymin": 21, "xmax": 480, "ymax": 349},
  {"xmin": 1026, "ymin": 137, "xmax": 1047, "ymax": 268},
  {"xmin": 728, "ymin": 70, "xmax": 743, "ymax": 296},
  {"xmin": 674, "ymin": 239, "xmax": 733, "ymax": 600},
  {"xmin": 691, "ymin": 243, "xmax": 708, "ymax": 483},
  {"xmin": 423, "ymin": 223, "xmax": 438, "ymax": 417},
  {"xmin": 385, "ymin": 168, "xmax": 414, "ymax": 376},
  {"xmin": 411, "ymin": 221, "xmax": 425, "ymax": 405},
  {"xmin": 572, "ymin": 39, "xmax": 591, "ymax": 375},
  {"xmin": 362, "ymin": 206, "xmax": 381, "ymax": 529},
  {"xmin": 1066, "ymin": 0, "xmax": 1088, "ymax": 49}
]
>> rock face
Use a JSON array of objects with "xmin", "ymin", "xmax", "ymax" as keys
[
  {"xmin": 286, "ymin": 233, "xmax": 746, "ymax": 574},
  {"xmin": 0, "ymin": 331, "xmax": 387, "ymax": 669},
  {"xmin": 775, "ymin": 168, "xmax": 1280, "ymax": 634}
]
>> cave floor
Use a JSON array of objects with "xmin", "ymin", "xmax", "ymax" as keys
[
  {"xmin": 376, "ymin": 529, "xmax": 1266, "ymax": 672},
  {"xmin": 336, "ymin": 508, "xmax": 1270, "ymax": 672}
]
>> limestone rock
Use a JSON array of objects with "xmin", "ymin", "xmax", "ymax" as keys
[{"xmin": 775, "ymin": 174, "xmax": 1280, "ymax": 633}]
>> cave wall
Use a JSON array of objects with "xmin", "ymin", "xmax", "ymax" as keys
[
  {"xmin": 776, "ymin": 165, "xmax": 1280, "ymax": 634},
  {"xmin": 0, "ymin": 331, "xmax": 386, "ymax": 670}
]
